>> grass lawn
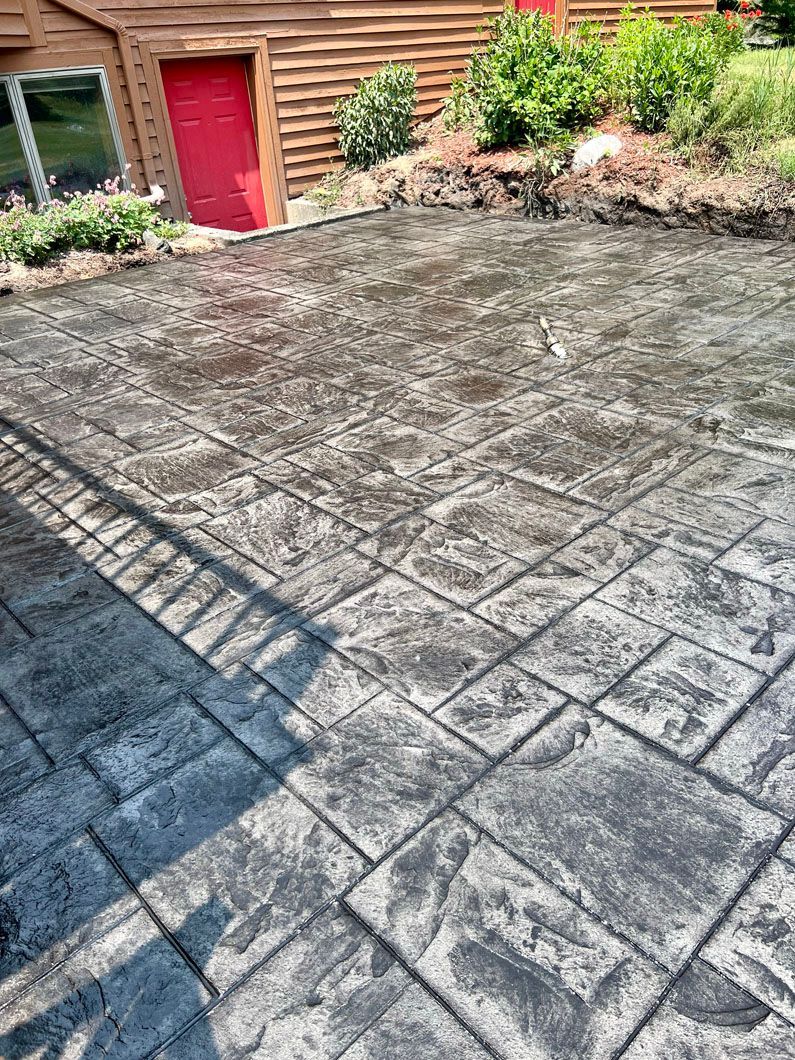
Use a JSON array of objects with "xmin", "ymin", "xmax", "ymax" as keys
[{"xmin": 727, "ymin": 45, "xmax": 795, "ymax": 79}]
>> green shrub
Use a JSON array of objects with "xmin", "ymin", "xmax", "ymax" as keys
[
  {"xmin": 700, "ymin": 10, "xmax": 748, "ymax": 59},
  {"xmin": 0, "ymin": 182, "xmax": 186, "ymax": 266},
  {"xmin": 667, "ymin": 49, "xmax": 795, "ymax": 170},
  {"xmin": 758, "ymin": 0, "xmax": 795, "ymax": 40},
  {"xmin": 333, "ymin": 63, "xmax": 417, "ymax": 168},
  {"xmin": 442, "ymin": 75, "xmax": 478, "ymax": 132},
  {"xmin": 612, "ymin": 7, "xmax": 726, "ymax": 132},
  {"xmin": 465, "ymin": 11, "xmax": 608, "ymax": 148}
]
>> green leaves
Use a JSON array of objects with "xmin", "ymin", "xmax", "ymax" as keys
[
  {"xmin": 0, "ymin": 190, "xmax": 185, "ymax": 267},
  {"xmin": 333, "ymin": 63, "xmax": 418, "ymax": 168},
  {"xmin": 454, "ymin": 11, "xmax": 608, "ymax": 150},
  {"xmin": 612, "ymin": 8, "xmax": 727, "ymax": 132}
]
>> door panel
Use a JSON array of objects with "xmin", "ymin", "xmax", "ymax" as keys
[{"xmin": 161, "ymin": 56, "xmax": 268, "ymax": 232}]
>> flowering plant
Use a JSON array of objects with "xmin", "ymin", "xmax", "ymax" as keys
[{"xmin": 0, "ymin": 176, "xmax": 185, "ymax": 266}]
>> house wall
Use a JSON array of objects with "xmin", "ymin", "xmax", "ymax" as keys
[{"xmin": 1, "ymin": 0, "xmax": 504, "ymax": 215}]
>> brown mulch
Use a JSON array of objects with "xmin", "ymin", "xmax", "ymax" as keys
[{"xmin": 0, "ymin": 232, "xmax": 223, "ymax": 297}]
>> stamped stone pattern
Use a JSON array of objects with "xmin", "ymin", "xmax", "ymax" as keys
[
  {"xmin": 702, "ymin": 857, "xmax": 795, "ymax": 1021},
  {"xmin": 2, "ymin": 209, "xmax": 795, "ymax": 1056},
  {"xmin": 598, "ymin": 637, "xmax": 766, "ymax": 760},
  {"xmin": 623, "ymin": 960, "xmax": 795, "ymax": 1059},
  {"xmin": 460, "ymin": 706, "xmax": 784, "ymax": 966},
  {"xmin": 347, "ymin": 810, "xmax": 668, "ymax": 1059}
]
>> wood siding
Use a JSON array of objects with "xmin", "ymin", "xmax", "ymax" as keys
[
  {"xmin": 2, "ymin": 0, "xmax": 714, "ymax": 216},
  {"xmin": 566, "ymin": 0, "xmax": 715, "ymax": 33}
]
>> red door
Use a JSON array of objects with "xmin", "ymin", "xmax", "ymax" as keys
[
  {"xmin": 515, "ymin": 0, "xmax": 556, "ymax": 14},
  {"xmin": 161, "ymin": 56, "xmax": 268, "ymax": 232}
]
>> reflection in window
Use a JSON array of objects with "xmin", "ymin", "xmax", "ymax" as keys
[
  {"xmin": 0, "ymin": 82, "xmax": 34, "ymax": 202},
  {"xmin": 20, "ymin": 73, "xmax": 122, "ymax": 195}
]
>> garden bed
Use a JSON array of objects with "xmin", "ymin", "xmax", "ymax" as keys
[{"xmin": 321, "ymin": 116, "xmax": 795, "ymax": 239}]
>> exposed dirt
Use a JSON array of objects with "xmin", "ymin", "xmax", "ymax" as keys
[
  {"xmin": 0, "ymin": 231, "xmax": 223, "ymax": 297},
  {"xmin": 330, "ymin": 117, "xmax": 795, "ymax": 240}
]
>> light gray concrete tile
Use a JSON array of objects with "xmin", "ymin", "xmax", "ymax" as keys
[
  {"xmin": 701, "ymin": 665, "xmax": 795, "ymax": 815},
  {"xmin": 473, "ymin": 560, "xmax": 600, "ymax": 637},
  {"xmin": 347, "ymin": 810, "xmax": 668, "ymax": 1059},
  {"xmin": 434, "ymin": 662, "xmax": 565, "ymax": 758},
  {"xmin": 551, "ymin": 524, "xmax": 652, "ymax": 582},
  {"xmin": 304, "ymin": 573, "xmax": 515, "ymax": 711},
  {"xmin": 276, "ymin": 692, "xmax": 486, "ymax": 859},
  {"xmin": 599, "ymin": 637, "xmax": 765, "ymax": 761},
  {"xmin": 718, "ymin": 519, "xmax": 795, "ymax": 594},
  {"xmin": 460, "ymin": 706, "xmax": 784, "ymax": 967},
  {"xmin": 425, "ymin": 474, "xmax": 602, "ymax": 565},
  {"xmin": 315, "ymin": 471, "xmax": 435, "ymax": 532},
  {"xmin": 703, "ymin": 857, "xmax": 795, "ymax": 1022},
  {"xmin": 162, "ymin": 905, "xmax": 408, "ymax": 1060},
  {"xmin": 512, "ymin": 599, "xmax": 667, "ymax": 702},
  {"xmin": 623, "ymin": 959, "xmax": 795, "ymax": 1059},
  {"xmin": 245, "ymin": 628, "xmax": 382, "ymax": 727},
  {"xmin": 599, "ymin": 550, "xmax": 795, "ymax": 675},
  {"xmin": 358, "ymin": 514, "xmax": 525, "ymax": 606}
]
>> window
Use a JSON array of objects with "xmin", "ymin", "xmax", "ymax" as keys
[{"xmin": 0, "ymin": 68, "xmax": 127, "ymax": 203}]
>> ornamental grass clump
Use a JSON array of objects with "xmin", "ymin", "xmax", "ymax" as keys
[
  {"xmin": 0, "ymin": 178, "xmax": 185, "ymax": 267},
  {"xmin": 334, "ymin": 63, "xmax": 418, "ymax": 168}
]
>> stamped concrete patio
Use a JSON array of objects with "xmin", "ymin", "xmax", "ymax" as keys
[{"xmin": 0, "ymin": 208, "xmax": 794, "ymax": 1058}]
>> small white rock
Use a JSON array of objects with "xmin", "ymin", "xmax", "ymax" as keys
[{"xmin": 571, "ymin": 134, "xmax": 623, "ymax": 173}]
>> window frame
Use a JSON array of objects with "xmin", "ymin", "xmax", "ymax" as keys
[{"xmin": 0, "ymin": 66, "xmax": 129, "ymax": 204}]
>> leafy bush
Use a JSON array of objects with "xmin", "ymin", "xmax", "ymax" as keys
[
  {"xmin": 0, "ymin": 179, "xmax": 186, "ymax": 266},
  {"xmin": 464, "ymin": 11, "xmax": 608, "ymax": 148},
  {"xmin": 612, "ymin": 7, "xmax": 726, "ymax": 131},
  {"xmin": 758, "ymin": 0, "xmax": 795, "ymax": 40},
  {"xmin": 442, "ymin": 75, "xmax": 478, "ymax": 132},
  {"xmin": 668, "ymin": 49, "xmax": 795, "ymax": 169},
  {"xmin": 333, "ymin": 63, "xmax": 417, "ymax": 168},
  {"xmin": 699, "ymin": 9, "xmax": 751, "ymax": 59}
]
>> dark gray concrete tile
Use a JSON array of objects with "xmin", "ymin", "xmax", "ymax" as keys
[
  {"xmin": 245, "ymin": 628, "xmax": 382, "ymax": 727},
  {"xmin": 409, "ymin": 367, "xmax": 527, "ymax": 409},
  {"xmin": 277, "ymin": 692, "xmax": 485, "ymax": 859},
  {"xmin": 532, "ymin": 401, "xmax": 663, "ymax": 454},
  {"xmin": 163, "ymin": 905, "xmax": 408, "ymax": 1060},
  {"xmin": 0, "ymin": 599, "xmax": 210, "ymax": 762},
  {"xmin": 460, "ymin": 706, "xmax": 784, "ymax": 967},
  {"xmin": 191, "ymin": 662, "xmax": 321, "ymax": 762},
  {"xmin": 513, "ymin": 599, "xmax": 667, "ymax": 702},
  {"xmin": 598, "ymin": 550, "xmax": 795, "ymax": 675},
  {"xmin": 425, "ymin": 474, "xmax": 602, "ymax": 565},
  {"xmin": 0, "ymin": 512, "xmax": 114, "ymax": 608},
  {"xmin": 702, "ymin": 857, "xmax": 795, "ymax": 1022},
  {"xmin": 410, "ymin": 455, "xmax": 485, "ymax": 494},
  {"xmin": 0, "ymin": 699, "xmax": 49, "ymax": 798},
  {"xmin": 462, "ymin": 424, "xmax": 556, "ymax": 473},
  {"xmin": 315, "ymin": 471, "xmax": 435, "ymax": 532},
  {"xmin": 701, "ymin": 664, "xmax": 795, "ymax": 815},
  {"xmin": 0, "ymin": 833, "xmax": 137, "ymax": 1007},
  {"xmin": 0, "ymin": 908, "xmax": 209, "ymax": 1057},
  {"xmin": 84, "ymin": 694, "xmax": 222, "ymax": 800},
  {"xmin": 468, "ymin": 549, "xmax": 595, "ymax": 639},
  {"xmin": 718, "ymin": 519, "xmax": 795, "ymax": 594},
  {"xmin": 599, "ymin": 637, "xmax": 765, "ymax": 761},
  {"xmin": 347, "ymin": 810, "xmax": 668, "ymax": 1059},
  {"xmin": 434, "ymin": 662, "xmax": 565, "ymax": 758},
  {"xmin": 305, "ymin": 573, "xmax": 515, "ymax": 711},
  {"xmin": 12, "ymin": 571, "xmax": 119, "ymax": 635},
  {"xmin": 95, "ymin": 741, "xmax": 365, "ymax": 988},
  {"xmin": 623, "ymin": 959, "xmax": 795, "ymax": 1059},
  {"xmin": 206, "ymin": 491, "xmax": 362, "ymax": 578},
  {"xmin": 0, "ymin": 761, "xmax": 112, "ymax": 882},
  {"xmin": 358, "ymin": 514, "xmax": 525, "ymax": 606}
]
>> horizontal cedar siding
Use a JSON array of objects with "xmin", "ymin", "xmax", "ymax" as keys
[{"xmin": 31, "ymin": 0, "xmax": 502, "ymax": 197}]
